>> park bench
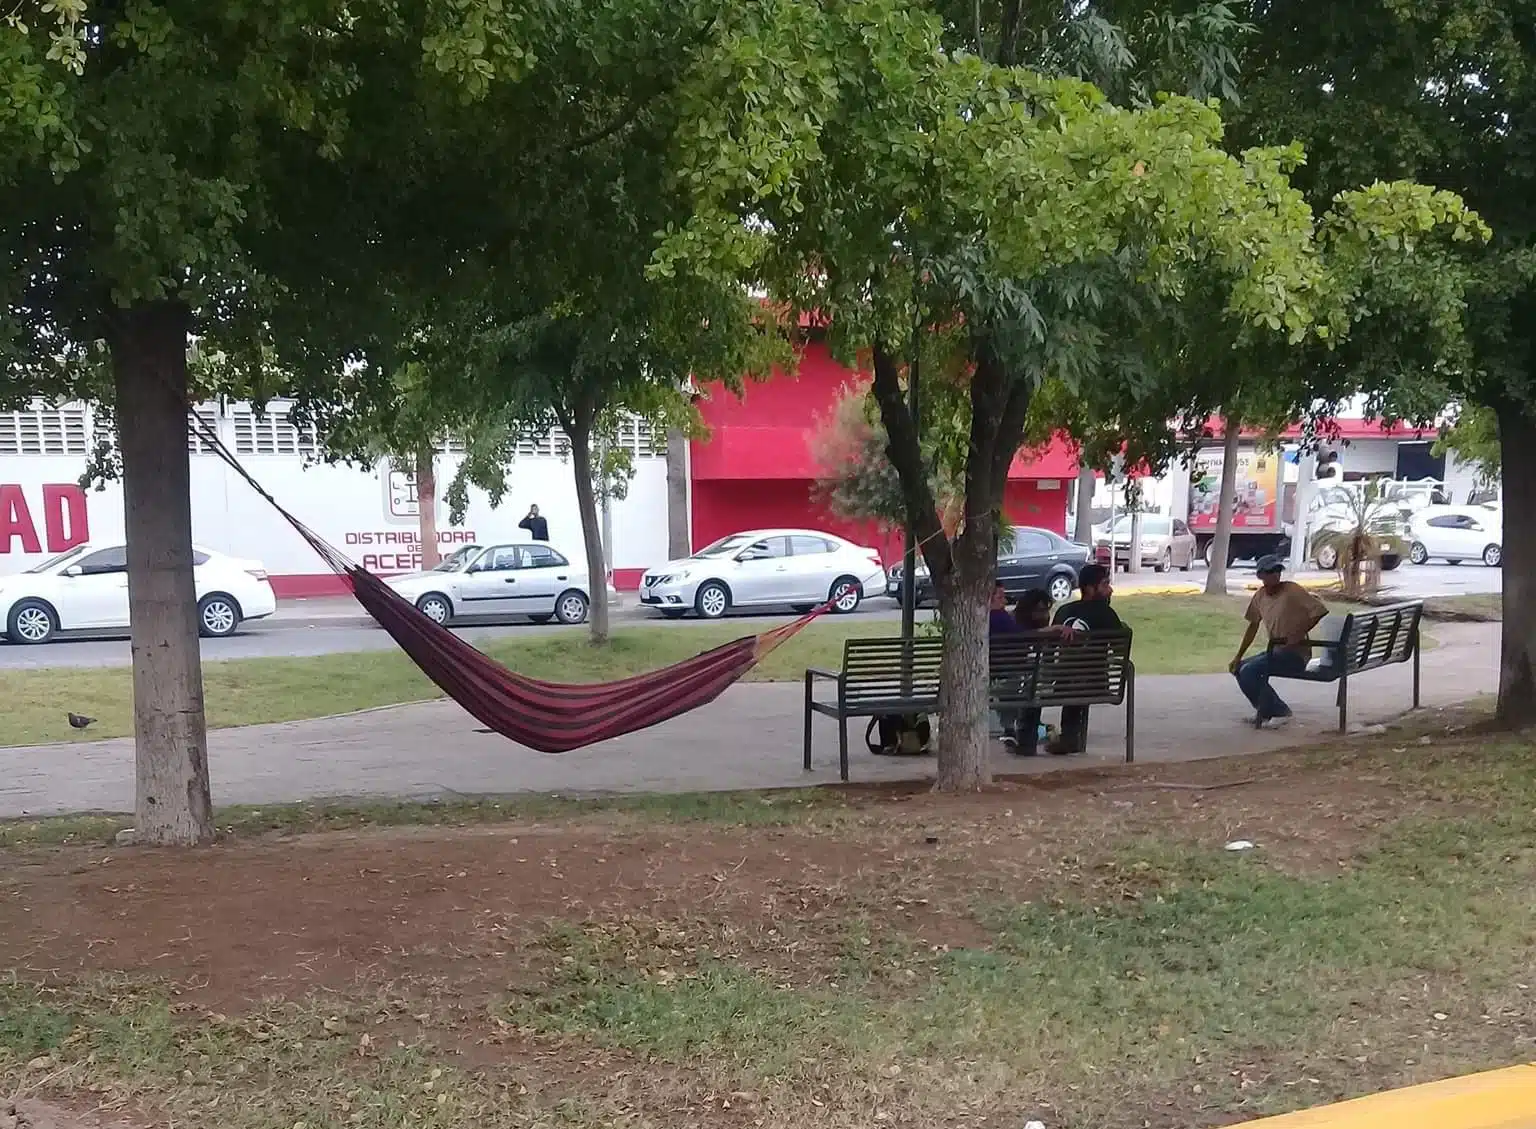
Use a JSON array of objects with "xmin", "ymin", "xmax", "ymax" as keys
[
  {"xmin": 804, "ymin": 631, "xmax": 1135, "ymax": 781},
  {"xmin": 1263, "ymin": 600, "xmax": 1424, "ymax": 732}
]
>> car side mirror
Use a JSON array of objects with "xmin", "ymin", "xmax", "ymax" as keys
[{"xmin": 63, "ymin": 565, "xmax": 83, "ymax": 578}]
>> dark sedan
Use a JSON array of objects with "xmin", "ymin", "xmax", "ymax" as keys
[{"xmin": 886, "ymin": 527, "xmax": 1089, "ymax": 605}]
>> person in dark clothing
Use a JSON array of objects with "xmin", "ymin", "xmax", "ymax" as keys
[
  {"xmin": 1003, "ymin": 588, "xmax": 1060, "ymax": 755},
  {"xmin": 1048, "ymin": 564, "xmax": 1126, "ymax": 754},
  {"xmin": 988, "ymin": 582, "xmax": 1018, "ymax": 636},
  {"xmin": 518, "ymin": 505, "xmax": 549, "ymax": 542}
]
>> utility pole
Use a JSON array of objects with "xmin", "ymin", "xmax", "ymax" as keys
[{"xmin": 901, "ymin": 292, "xmax": 921, "ymax": 642}]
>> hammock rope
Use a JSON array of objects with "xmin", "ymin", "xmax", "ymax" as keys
[{"xmin": 185, "ymin": 411, "xmax": 833, "ymax": 752}]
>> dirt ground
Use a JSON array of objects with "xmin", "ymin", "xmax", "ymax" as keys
[
  {"xmin": 0, "ymin": 755, "xmax": 1407, "ymax": 1011},
  {"xmin": 1, "ymin": 722, "xmax": 1528, "ymax": 1129}
]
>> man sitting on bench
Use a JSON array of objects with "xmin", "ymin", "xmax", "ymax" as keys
[
  {"xmin": 1229, "ymin": 555, "xmax": 1329, "ymax": 728},
  {"xmin": 1048, "ymin": 564, "xmax": 1124, "ymax": 754}
]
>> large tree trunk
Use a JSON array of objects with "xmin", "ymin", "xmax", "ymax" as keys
[
  {"xmin": 1073, "ymin": 464, "xmax": 1095, "ymax": 543},
  {"xmin": 569, "ymin": 423, "xmax": 610, "ymax": 644},
  {"xmin": 934, "ymin": 524, "xmax": 996, "ymax": 791},
  {"xmin": 665, "ymin": 426, "xmax": 691, "ymax": 558},
  {"xmin": 109, "ymin": 301, "xmax": 213, "ymax": 846},
  {"xmin": 1495, "ymin": 402, "xmax": 1536, "ymax": 725},
  {"xmin": 1203, "ymin": 417, "xmax": 1242, "ymax": 597},
  {"xmin": 415, "ymin": 446, "xmax": 441, "ymax": 570}
]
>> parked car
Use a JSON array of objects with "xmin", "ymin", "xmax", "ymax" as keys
[
  {"xmin": 387, "ymin": 541, "xmax": 597, "ymax": 625},
  {"xmin": 1407, "ymin": 505, "xmax": 1503, "ymax": 567},
  {"xmin": 639, "ymin": 529, "xmax": 886, "ymax": 619},
  {"xmin": 0, "ymin": 542, "xmax": 277, "ymax": 645},
  {"xmin": 887, "ymin": 527, "xmax": 1089, "ymax": 605},
  {"xmin": 1094, "ymin": 514, "xmax": 1198, "ymax": 573}
]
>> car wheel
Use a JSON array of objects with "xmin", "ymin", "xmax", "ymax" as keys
[
  {"xmin": 1409, "ymin": 541, "xmax": 1429, "ymax": 565},
  {"xmin": 1315, "ymin": 544, "xmax": 1339, "ymax": 570},
  {"xmin": 695, "ymin": 581, "xmax": 731, "ymax": 619},
  {"xmin": 829, "ymin": 576, "xmax": 862, "ymax": 614},
  {"xmin": 659, "ymin": 608, "xmax": 688, "ymax": 620},
  {"xmin": 6, "ymin": 599, "xmax": 57, "ymax": 645},
  {"xmin": 1155, "ymin": 549, "xmax": 1172, "ymax": 574},
  {"xmin": 555, "ymin": 590, "xmax": 590, "ymax": 625},
  {"xmin": 1380, "ymin": 553, "xmax": 1402, "ymax": 572},
  {"xmin": 1048, "ymin": 574, "xmax": 1075, "ymax": 604},
  {"xmin": 197, "ymin": 594, "xmax": 242, "ymax": 638},
  {"xmin": 528, "ymin": 613, "xmax": 552, "ymax": 625},
  {"xmin": 1484, "ymin": 543, "xmax": 1503, "ymax": 567},
  {"xmin": 415, "ymin": 593, "xmax": 453, "ymax": 624}
]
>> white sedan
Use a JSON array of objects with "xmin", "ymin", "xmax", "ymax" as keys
[
  {"xmin": 638, "ymin": 529, "xmax": 887, "ymax": 619},
  {"xmin": 386, "ymin": 541, "xmax": 596, "ymax": 626},
  {"xmin": 0, "ymin": 543, "xmax": 277, "ymax": 644},
  {"xmin": 1407, "ymin": 505, "xmax": 1503, "ymax": 567}
]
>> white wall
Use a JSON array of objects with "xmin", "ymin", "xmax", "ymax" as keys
[{"xmin": 0, "ymin": 403, "xmax": 670, "ymax": 578}]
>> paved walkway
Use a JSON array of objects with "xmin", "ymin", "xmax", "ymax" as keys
[{"xmin": 0, "ymin": 623, "xmax": 1497, "ymax": 818}]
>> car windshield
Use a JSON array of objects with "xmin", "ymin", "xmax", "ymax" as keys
[
  {"xmin": 694, "ymin": 535, "xmax": 753, "ymax": 559},
  {"xmin": 1110, "ymin": 516, "xmax": 1170, "ymax": 536},
  {"xmin": 24, "ymin": 546, "xmax": 87, "ymax": 574},
  {"xmin": 432, "ymin": 546, "xmax": 480, "ymax": 572}
]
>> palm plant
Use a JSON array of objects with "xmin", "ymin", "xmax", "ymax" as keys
[{"xmin": 1309, "ymin": 480, "xmax": 1406, "ymax": 599}]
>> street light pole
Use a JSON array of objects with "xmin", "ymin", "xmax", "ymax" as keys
[{"xmin": 900, "ymin": 304, "xmax": 921, "ymax": 642}]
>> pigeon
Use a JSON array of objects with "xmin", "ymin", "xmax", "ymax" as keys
[{"xmin": 67, "ymin": 712, "xmax": 96, "ymax": 730}]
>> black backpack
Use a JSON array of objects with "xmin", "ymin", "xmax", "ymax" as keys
[{"xmin": 866, "ymin": 713, "xmax": 932, "ymax": 756}]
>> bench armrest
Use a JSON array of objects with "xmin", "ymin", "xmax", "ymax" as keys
[{"xmin": 804, "ymin": 667, "xmax": 842, "ymax": 683}]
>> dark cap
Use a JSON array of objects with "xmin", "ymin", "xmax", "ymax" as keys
[{"xmin": 1255, "ymin": 554, "xmax": 1286, "ymax": 575}]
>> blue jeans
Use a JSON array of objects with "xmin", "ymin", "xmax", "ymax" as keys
[{"xmin": 1235, "ymin": 650, "xmax": 1307, "ymax": 720}]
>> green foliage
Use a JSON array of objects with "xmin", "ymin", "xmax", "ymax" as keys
[{"xmin": 1435, "ymin": 403, "xmax": 1500, "ymax": 483}]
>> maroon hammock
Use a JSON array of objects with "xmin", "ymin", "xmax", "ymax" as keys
[
  {"xmin": 186, "ymin": 413, "xmax": 829, "ymax": 752},
  {"xmin": 346, "ymin": 565, "xmax": 821, "ymax": 752}
]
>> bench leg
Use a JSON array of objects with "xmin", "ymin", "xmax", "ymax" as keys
[
  {"xmin": 1412, "ymin": 635, "xmax": 1421, "ymax": 710},
  {"xmin": 838, "ymin": 715, "xmax": 850, "ymax": 783},
  {"xmin": 1125, "ymin": 671, "xmax": 1136, "ymax": 764},
  {"xmin": 803, "ymin": 674, "xmax": 814, "ymax": 771},
  {"xmin": 1337, "ymin": 672, "xmax": 1349, "ymax": 733}
]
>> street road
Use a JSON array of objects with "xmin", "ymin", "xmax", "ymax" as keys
[{"xmin": 0, "ymin": 562, "xmax": 1499, "ymax": 669}]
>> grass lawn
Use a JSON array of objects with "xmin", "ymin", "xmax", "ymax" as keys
[
  {"xmin": 1, "ymin": 723, "xmax": 1532, "ymax": 1129},
  {"xmin": 0, "ymin": 593, "xmax": 1261, "ymax": 746}
]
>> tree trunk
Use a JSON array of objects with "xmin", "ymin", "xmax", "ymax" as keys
[
  {"xmin": 415, "ymin": 446, "xmax": 440, "ymax": 570},
  {"xmin": 109, "ymin": 301, "xmax": 213, "ymax": 846},
  {"xmin": 1073, "ymin": 465, "xmax": 1095, "ymax": 543},
  {"xmin": 935, "ymin": 523, "xmax": 995, "ymax": 791},
  {"xmin": 665, "ymin": 426, "xmax": 691, "ymax": 558},
  {"xmin": 1203, "ymin": 418, "xmax": 1242, "ymax": 597},
  {"xmin": 569, "ymin": 423, "xmax": 610, "ymax": 644},
  {"xmin": 1495, "ymin": 402, "xmax": 1536, "ymax": 726}
]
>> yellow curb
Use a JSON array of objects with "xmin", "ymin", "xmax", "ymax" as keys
[
  {"xmin": 1238, "ymin": 1062, "xmax": 1536, "ymax": 1128},
  {"xmin": 1117, "ymin": 584, "xmax": 1205, "ymax": 596},
  {"xmin": 1239, "ymin": 576, "xmax": 1339, "ymax": 592}
]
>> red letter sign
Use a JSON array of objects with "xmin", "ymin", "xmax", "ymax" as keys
[
  {"xmin": 0, "ymin": 484, "xmax": 42, "ymax": 555},
  {"xmin": 41, "ymin": 484, "xmax": 89, "ymax": 552}
]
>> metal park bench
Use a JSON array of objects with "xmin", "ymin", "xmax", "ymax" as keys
[
  {"xmin": 804, "ymin": 631, "xmax": 1135, "ymax": 781},
  {"xmin": 1264, "ymin": 601, "xmax": 1424, "ymax": 732}
]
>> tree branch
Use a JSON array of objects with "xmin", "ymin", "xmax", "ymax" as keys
[
  {"xmin": 997, "ymin": 0, "xmax": 1024, "ymax": 67},
  {"xmin": 870, "ymin": 341, "xmax": 951, "ymax": 584},
  {"xmin": 989, "ymin": 367, "xmax": 1035, "ymax": 497}
]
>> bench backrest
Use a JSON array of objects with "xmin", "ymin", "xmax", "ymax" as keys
[
  {"xmin": 990, "ymin": 630, "xmax": 1134, "ymax": 707},
  {"xmin": 839, "ymin": 637, "xmax": 944, "ymax": 709},
  {"xmin": 1339, "ymin": 602, "xmax": 1424, "ymax": 674}
]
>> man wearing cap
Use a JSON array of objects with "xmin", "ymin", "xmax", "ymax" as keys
[{"xmin": 1230, "ymin": 555, "xmax": 1329, "ymax": 726}]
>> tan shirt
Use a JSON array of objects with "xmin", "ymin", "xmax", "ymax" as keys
[{"xmin": 1246, "ymin": 582, "xmax": 1328, "ymax": 659}]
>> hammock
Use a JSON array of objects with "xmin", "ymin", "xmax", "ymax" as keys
[{"xmin": 193, "ymin": 417, "xmax": 829, "ymax": 752}]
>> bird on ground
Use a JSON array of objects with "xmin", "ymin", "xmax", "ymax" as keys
[{"xmin": 67, "ymin": 713, "xmax": 96, "ymax": 730}]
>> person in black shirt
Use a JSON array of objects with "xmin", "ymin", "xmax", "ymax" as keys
[
  {"xmin": 518, "ymin": 505, "xmax": 550, "ymax": 542},
  {"xmin": 1048, "ymin": 563, "xmax": 1127, "ymax": 754}
]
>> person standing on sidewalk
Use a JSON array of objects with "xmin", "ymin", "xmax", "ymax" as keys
[
  {"xmin": 518, "ymin": 505, "xmax": 549, "ymax": 542},
  {"xmin": 1230, "ymin": 555, "xmax": 1329, "ymax": 727}
]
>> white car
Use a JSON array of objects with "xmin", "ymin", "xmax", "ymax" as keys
[
  {"xmin": 386, "ymin": 541, "xmax": 597, "ymax": 626},
  {"xmin": 0, "ymin": 542, "xmax": 277, "ymax": 645},
  {"xmin": 1408, "ymin": 505, "xmax": 1503, "ymax": 567},
  {"xmin": 639, "ymin": 529, "xmax": 887, "ymax": 619}
]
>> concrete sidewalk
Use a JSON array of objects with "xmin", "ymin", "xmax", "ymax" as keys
[{"xmin": 0, "ymin": 622, "xmax": 1496, "ymax": 819}]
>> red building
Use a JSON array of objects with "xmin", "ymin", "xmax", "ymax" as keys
[{"xmin": 686, "ymin": 342, "xmax": 1078, "ymax": 563}]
